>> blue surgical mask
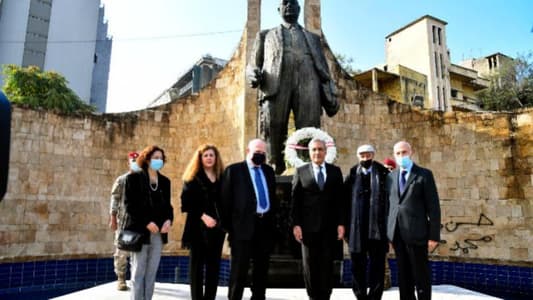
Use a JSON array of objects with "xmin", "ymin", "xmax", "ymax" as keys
[
  {"xmin": 396, "ymin": 156, "xmax": 413, "ymax": 169},
  {"xmin": 150, "ymin": 159, "xmax": 164, "ymax": 171},
  {"xmin": 130, "ymin": 161, "xmax": 141, "ymax": 172}
]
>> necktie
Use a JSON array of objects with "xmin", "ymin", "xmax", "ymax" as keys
[
  {"xmin": 399, "ymin": 170, "xmax": 407, "ymax": 194},
  {"xmin": 253, "ymin": 167, "xmax": 268, "ymax": 209},
  {"xmin": 317, "ymin": 166, "xmax": 325, "ymax": 190}
]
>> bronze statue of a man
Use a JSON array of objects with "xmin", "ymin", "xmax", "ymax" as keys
[{"xmin": 247, "ymin": 0, "xmax": 339, "ymax": 174}]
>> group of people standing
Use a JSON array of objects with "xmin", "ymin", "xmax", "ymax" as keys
[{"xmin": 108, "ymin": 138, "xmax": 440, "ymax": 300}]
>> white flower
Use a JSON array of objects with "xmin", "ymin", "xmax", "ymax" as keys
[{"xmin": 284, "ymin": 127, "xmax": 337, "ymax": 168}]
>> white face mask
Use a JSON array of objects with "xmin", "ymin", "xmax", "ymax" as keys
[{"xmin": 130, "ymin": 161, "xmax": 141, "ymax": 172}]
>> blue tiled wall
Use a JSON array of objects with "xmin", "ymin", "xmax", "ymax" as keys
[
  {"xmin": 341, "ymin": 259, "xmax": 533, "ymax": 299},
  {"xmin": 1, "ymin": 256, "xmax": 532, "ymax": 299},
  {"xmin": 0, "ymin": 258, "xmax": 116, "ymax": 298}
]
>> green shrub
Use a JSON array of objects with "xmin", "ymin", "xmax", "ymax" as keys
[{"xmin": 2, "ymin": 64, "xmax": 95, "ymax": 114}]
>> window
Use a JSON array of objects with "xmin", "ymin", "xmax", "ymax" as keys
[
  {"xmin": 432, "ymin": 25, "xmax": 436, "ymax": 44},
  {"xmin": 440, "ymin": 53, "xmax": 445, "ymax": 78},
  {"xmin": 434, "ymin": 52, "xmax": 439, "ymax": 78},
  {"xmin": 442, "ymin": 87, "xmax": 446, "ymax": 110},
  {"xmin": 437, "ymin": 85, "xmax": 441, "ymax": 110},
  {"xmin": 37, "ymin": 0, "xmax": 52, "ymax": 7},
  {"xmin": 437, "ymin": 27, "xmax": 442, "ymax": 45},
  {"xmin": 451, "ymin": 89, "xmax": 458, "ymax": 98}
]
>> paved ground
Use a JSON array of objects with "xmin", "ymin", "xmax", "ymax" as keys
[{"xmin": 52, "ymin": 281, "xmax": 501, "ymax": 300}]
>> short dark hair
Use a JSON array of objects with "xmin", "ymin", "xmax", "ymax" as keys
[{"xmin": 136, "ymin": 145, "xmax": 166, "ymax": 170}]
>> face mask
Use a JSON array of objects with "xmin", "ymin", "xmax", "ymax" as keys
[
  {"xmin": 251, "ymin": 152, "xmax": 266, "ymax": 165},
  {"xmin": 150, "ymin": 159, "xmax": 164, "ymax": 171},
  {"xmin": 396, "ymin": 156, "xmax": 413, "ymax": 169},
  {"xmin": 130, "ymin": 161, "xmax": 141, "ymax": 172},
  {"xmin": 360, "ymin": 159, "xmax": 372, "ymax": 169}
]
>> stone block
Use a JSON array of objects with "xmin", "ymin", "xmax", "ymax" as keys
[
  {"xmin": 511, "ymin": 205, "xmax": 523, "ymax": 218},
  {"xmin": 44, "ymin": 242, "xmax": 63, "ymax": 254}
]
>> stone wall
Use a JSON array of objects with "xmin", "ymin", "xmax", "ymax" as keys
[
  {"xmin": 4, "ymin": 71, "xmax": 532, "ymax": 264},
  {"xmin": 0, "ymin": 32, "xmax": 249, "ymax": 261},
  {"xmin": 1, "ymin": 2, "xmax": 532, "ymax": 267},
  {"xmin": 323, "ymin": 91, "xmax": 533, "ymax": 262}
]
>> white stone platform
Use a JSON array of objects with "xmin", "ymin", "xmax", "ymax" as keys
[{"xmin": 52, "ymin": 281, "xmax": 502, "ymax": 300}]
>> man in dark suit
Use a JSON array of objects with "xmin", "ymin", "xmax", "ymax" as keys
[
  {"xmin": 220, "ymin": 139, "xmax": 277, "ymax": 300},
  {"xmin": 344, "ymin": 144, "xmax": 389, "ymax": 300},
  {"xmin": 386, "ymin": 141, "xmax": 441, "ymax": 300},
  {"xmin": 291, "ymin": 138, "xmax": 345, "ymax": 300},
  {"xmin": 247, "ymin": 0, "xmax": 339, "ymax": 174}
]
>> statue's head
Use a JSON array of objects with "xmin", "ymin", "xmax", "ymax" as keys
[{"xmin": 278, "ymin": 0, "xmax": 300, "ymax": 24}]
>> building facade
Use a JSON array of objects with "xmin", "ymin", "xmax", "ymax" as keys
[
  {"xmin": 385, "ymin": 15, "xmax": 452, "ymax": 111},
  {"xmin": 460, "ymin": 52, "xmax": 514, "ymax": 89},
  {"xmin": 0, "ymin": 0, "xmax": 112, "ymax": 112},
  {"xmin": 356, "ymin": 15, "xmax": 491, "ymax": 112},
  {"xmin": 149, "ymin": 55, "xmax": 227, "ymax": 108}
]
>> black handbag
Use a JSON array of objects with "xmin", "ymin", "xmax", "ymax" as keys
[
  {"xmin": 117, "ymin": 211, "xmax": 144, "ymax": 252},
  {"xmin": 117, "ymin": 172, "xmax": 153, "ymax": 252},
  {"xmin": 117, "ymin": 229, "xmax": 143, "ymax": 252}
]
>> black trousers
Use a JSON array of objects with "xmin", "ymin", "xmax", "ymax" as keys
[
  {"xmin": 301, "ymin": 232, "xmax": 335, "ymax": 300},
  {"xmin": 228, "ymin": 217, "xmax": 273, "ymax": 300},
  {"xmin": 392, "ymin": 231, "xmax": 432, "ymax": 300},
  {"xmin": 189, "ymin": 227, "xmax": 225, "ymax": 300},
  {"xmin": 350, "ymin": 239, "xmax": 387, "ymax": 300}
]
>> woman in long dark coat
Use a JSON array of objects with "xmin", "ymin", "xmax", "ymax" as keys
[{"xmin": 181, "ymin": 144, "xmax": 226, "ymax": 300}]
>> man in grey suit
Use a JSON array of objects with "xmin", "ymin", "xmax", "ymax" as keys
[
  {"xmin": 291, "ymin": 138, "xmax": 345, "ymax": 300},
  {"xmin": 247, "ymin": 0, "xmax": 338, "ymax": 174},
  {"xmin": 386, "ymin": 141, "xmax": 441, "ymax": 300}
]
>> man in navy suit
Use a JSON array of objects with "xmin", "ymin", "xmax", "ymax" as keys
[
  {"xmin": 386, "ymin": 141, "xmax": 441, "ymax": 300},
  {"xmin": 291, "ymin": 138, "xmax": 345, "ymax": 300},
  {"xmin": 221, "ymin": 139, "xmax": 277, "ymax": 300}
]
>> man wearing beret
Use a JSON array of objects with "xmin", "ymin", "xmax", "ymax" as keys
[
  {"xmin": 109, "ymin": 151, "xmax": 140, "ymax": 290},
  {"xmin": 344, "ymin": 144, "xmax": 390, "ymax": 300},
  {"xmin": 382, "ymin": 158, "xmax": 397, "ymax": 172}
]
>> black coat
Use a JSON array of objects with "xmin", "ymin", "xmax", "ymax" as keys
[
  {"xmin": 220, "ymin": 161, "xmax": 277, "ymax": 241},
  {"xmin": 343, "ymin": 161, "xmax": 389, "ymax": 253},
  {"xmin": 386, "ymin": 164, "xmax": 441, "ymax": 245},
  {"xmin": 291, "ymin": 163, "xmax": 344, "ymax": 238},
  {"xmin": 180, "ymin": 170, "xmax": 223, "ymax": 248},
  {"xmin": 124, "ymin": 170, "xmax": 173, "ymax": 245}
]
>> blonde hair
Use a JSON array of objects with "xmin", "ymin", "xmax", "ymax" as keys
[{"xmin": 182, "ymin": 144, "xmax": 224, "ymax": 183}]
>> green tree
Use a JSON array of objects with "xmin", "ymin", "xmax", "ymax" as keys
[
  {"xmin": 478, "ymin": 52, "xmax": 533, "ymax": 111},
  {"xmin": 334, "ymin": 53, "xmax": 361, "ymax": 75},
  {"xmin": 1, "ymin": 64, "xmax": 95, "ymax": 114}
]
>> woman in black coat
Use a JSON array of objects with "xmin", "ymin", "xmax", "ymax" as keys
[
  {"xmin": 181, "ymin": 144, "xmax": 226, "ymax": 300},
  {"xmin": 124, "ymin": 145, "xmax": 173, "ymax": 300}
]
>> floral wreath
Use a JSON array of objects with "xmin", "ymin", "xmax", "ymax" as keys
[{"xmin": 284, "ymin": 127, "xmax": 337, "ymax": 168}]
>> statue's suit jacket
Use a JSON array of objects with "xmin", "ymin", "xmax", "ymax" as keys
[
  {"xmin": 386, "ymin": 164, "xmax": 441, "ymax": 246},
  {"xmin": 249, "ymin": 25, "xmax": 339, "ymax": 116}
]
